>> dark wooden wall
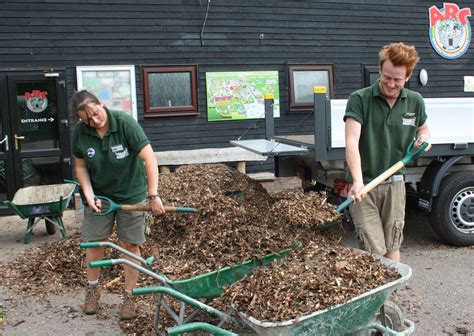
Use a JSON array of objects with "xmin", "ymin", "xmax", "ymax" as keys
[{"xmin": 1, "ymin": 0, "xmax": 473, "ymax": 172}]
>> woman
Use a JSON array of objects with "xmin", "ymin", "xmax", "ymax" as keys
[{"xmin": 71, "ymin": 90, "xmax": 165, "ymax": 320}]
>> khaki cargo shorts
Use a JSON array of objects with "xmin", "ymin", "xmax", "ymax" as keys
[
  {"xmin": 349, "ymin": 180, "xmax": 406, "ymax": 255},
  {"xmin": 81, "ymin": 200, "xmax": 147, "ymax": 245}
]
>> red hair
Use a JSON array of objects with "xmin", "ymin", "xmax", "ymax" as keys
[{"xmin": 379, "ymin": 42, "xmax": 420, "ymax": 78}]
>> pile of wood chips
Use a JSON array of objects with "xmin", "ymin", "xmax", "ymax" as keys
[
  {"xmin": 0, "ymin": 163, "xmax": 401, "ymax": 335},
  {"xmin": 144, "ymin": 164, "xmax": 342, "ymax": 279},
  {"xmin": 216, "ymin": 240, "xmax": 400, "ymax": 322}
]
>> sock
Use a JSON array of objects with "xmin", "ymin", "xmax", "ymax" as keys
[{"xmin": 87, "ymin": 279, "xmax": 99, "ymax": 286}]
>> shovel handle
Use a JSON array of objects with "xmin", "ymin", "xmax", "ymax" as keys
[
  {"xmin": 336, "ymin": 141, "xmax": 428, "ymax": 213},
  {"xmin": 121, "ymin": 204, "xmax": 197, "ymax": 213},
  {"xmin": 336, "ymin": 161, "xmax": 405, "ymax": 213}
]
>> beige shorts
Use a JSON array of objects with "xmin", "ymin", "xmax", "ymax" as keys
[
  {"xmin": 349, "ymin": 180, "xmax": 406, "ymax": 255},
  {"xmin": 81, "ymin": 200, "xmax": 146, "ymax": 245}
]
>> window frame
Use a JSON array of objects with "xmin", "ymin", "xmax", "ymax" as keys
[
  {"xmin": 362, "ymin": 65, "xmax": 380, "ymax": 87},
  {"xmin": 142, "ymin": 65, "xmax": 198, "ymax": 117},
  {"xmin": 288, "ymin": 64, "xmax": 334, "ymax": 112},
  {"xmin": 76, "ymin": 65, "xmax": 137, "ymax": 120}
]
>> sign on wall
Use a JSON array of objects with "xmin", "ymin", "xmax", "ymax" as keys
[
  {"xmin": 76, "ymin": 65, "xmax": 137, "ymax": 120},
  {"xmin": 429, "ymin": 3, "xmax": 472, "ymax": 59},
  {"xmin": 206, "ymin": 71, "xmax": 279, "ymax": 121}
]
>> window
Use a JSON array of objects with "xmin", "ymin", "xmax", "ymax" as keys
[
  {"xmin": 288, "ymin": 65, "xmax": 334, "ymax": 111},
  {"xmin": 76, "ymin": 65, "xmax": 137, "ymax": 120},
  {"xmin": 362, "ymin": 65, "xmax": 410, "ymax": 89},
  {"xmin": 142, "ymin": 66, "xmax": 198, "ymax": 117},
  {"xmin": 363, "ymin": 65, "xmax": 380, "ymax": 87}
]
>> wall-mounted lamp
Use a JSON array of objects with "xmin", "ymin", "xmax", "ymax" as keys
[{"xmin": 419, "ymin": 68, "xmax": 428, "ymax": 86}]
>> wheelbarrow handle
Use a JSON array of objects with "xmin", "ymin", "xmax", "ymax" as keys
[
  {"xmin": 80, "ymin": 241, "xmax": 155, "ymax": 267},
  {"xmin": 336, "ymin": 141, "xmax": 428, "ymax": 213},
  {"xmin": 90, "ymin": 259, "xmax": 114, "ymax": 268},
  {"xmin": 80, "ymin": 242, "xmax": 104, "ymax": 248},
  {"xmin": 167, "ymin": 322, "xmax": 238, "ymax": 336}
]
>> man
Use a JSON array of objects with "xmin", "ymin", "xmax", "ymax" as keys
[
  {"xmin": 344, "ymin": 42, "xmax": 431, "ymax": 261},
  {"xmin": 71, "ymin": 90, "xmax": 165, "ymax": 320}
]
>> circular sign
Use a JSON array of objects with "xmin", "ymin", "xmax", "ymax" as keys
[
  {"xmin": 26, "ymin": 96, "xmax": 48, "ymax": 113},
  {"xmin": 430, "ymin": 14, "xmax": 471, "ymax": 59}
]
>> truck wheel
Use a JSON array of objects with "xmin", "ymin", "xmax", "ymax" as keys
[{"xmin": 430, "ymin": 172, "xmax": 474, "ymax": 246}]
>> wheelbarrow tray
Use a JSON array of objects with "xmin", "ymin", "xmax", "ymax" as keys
[
  {"xmin": 171, "ymin": 247, "xmax": 293, "ymax": 299},
  {"xmin": 238, "ymin": 254, "xmax": 412, "ymax": 336},
  {"xmin": 5, "ymin": 183, "xmax": 76, "ymax": 218},
  {"xmin": 134, "ymin": 247, "xmax": 294, "ymax": 300}
]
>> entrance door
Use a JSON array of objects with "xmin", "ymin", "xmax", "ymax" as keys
[{"xmin": 0, "ymin": 71, "xmax": 72, "ymax": 215}]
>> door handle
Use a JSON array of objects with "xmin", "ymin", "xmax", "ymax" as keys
[
  {"xmin": 0, "ymin": 135, "xmax": 8, "ymax": 151},
  {"xmin": 14, "ymin": 134, "xmax": 25, "ymax": 150}
]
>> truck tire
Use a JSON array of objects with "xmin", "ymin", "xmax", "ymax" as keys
[{"xmin": 430, "ymin": 172, "xmax": 474, "ymax": 246}]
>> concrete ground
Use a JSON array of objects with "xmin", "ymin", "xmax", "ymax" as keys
[{"xmin": 0, "ymin": 177, "xmax": 473, "ymax": 335}]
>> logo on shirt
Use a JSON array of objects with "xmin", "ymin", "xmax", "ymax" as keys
[
  {"xmin": 402, "ymin": 112, "xmax": 417, "ymax": 127},
  {"xmin": 86, "ymin": 148, "xmax": 96, "ymax": 158},
  {"xmin": 111, "ymin": 144, "xmax": 129, "ymax": 159}
]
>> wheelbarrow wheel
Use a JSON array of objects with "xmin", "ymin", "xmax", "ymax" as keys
[
  {"xmin": 352, "ymin": 299, "xmax": 404, "ymax": 335},
  {"xmin": 46, "ymin": 218, "xmax": 57, "ymax": 235}
]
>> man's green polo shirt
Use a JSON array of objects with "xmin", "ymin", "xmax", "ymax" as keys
[
  {"xmin": 72, "ymin": 109, "xmax": 150, "ymax": 204},
  {"xmin": 343, "ymin": 81, "xmax": 427, "ymax": 183}
]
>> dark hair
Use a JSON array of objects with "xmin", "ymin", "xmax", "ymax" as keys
[{"xmin": 70, "ymin": 90, "xmax": 100, "ymax": 115}]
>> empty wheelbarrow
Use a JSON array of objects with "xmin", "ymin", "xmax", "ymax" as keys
[{"xmin": 4, "ymin": 182, "xmax": 77, "ymax": 244}]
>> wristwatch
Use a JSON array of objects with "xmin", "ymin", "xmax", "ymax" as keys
[{"xmin": 147, "ymin": 194, "xmax": 160, "ymax": 201}]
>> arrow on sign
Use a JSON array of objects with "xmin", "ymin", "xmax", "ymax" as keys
[{"xmin": 48, "ymin": 117, "xmax": 54, "ymax": 122}]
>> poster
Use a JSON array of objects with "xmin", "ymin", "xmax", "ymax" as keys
[
  {"xmin": 206, "ymin": 71, "xmax": 279, "ymax": 121},
  {"xmin": 76, "ymin": 65, "xmax": 137, "ymax": 120},
  {"xmin": 464, "ymin": 76, "xmax": 474, "ymax": 92}
]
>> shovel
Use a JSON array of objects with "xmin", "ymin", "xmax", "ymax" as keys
[
  {"xmin": 92, "ymin": 195, "xmax": 197, "ymax": 216},
  {"xmin": 336, "ymin": 141, "xmax": 428, "ymax": 213}
]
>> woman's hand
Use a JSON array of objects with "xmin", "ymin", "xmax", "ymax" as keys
[
  {"xmin": 86, "ymin": 196, "xmax": 101, "ymax": 213},
  {"xmin": 148, "ymin": 196, "xmax": 166, "ymax": 215}
]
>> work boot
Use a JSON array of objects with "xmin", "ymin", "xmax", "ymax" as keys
[
  {"xmin": 120, "ymin": 291, "xmax": 137, "ymax": 320},
  {"xmin": 83, "ymin": 284, "xmax": 101, "ymax": 315}
]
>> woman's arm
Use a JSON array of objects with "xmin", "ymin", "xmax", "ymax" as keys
[{"xmin": 139, "ymin": 144, "xmax": 165, "ymax": 215}]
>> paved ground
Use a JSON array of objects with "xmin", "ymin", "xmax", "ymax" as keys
[{"xmin": 0, "ymin": 177, "xmax": 473, "ymax": 335}]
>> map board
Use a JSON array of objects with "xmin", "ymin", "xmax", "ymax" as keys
[{"xmin": 206, "ymin": 71, "xmax": 280, "ymax": 121}]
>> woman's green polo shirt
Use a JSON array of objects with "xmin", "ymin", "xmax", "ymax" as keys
[
  {"xmin": 72, "ymin": 109, "xmax": 150, "ymax": 204},
  {"xmin": 343, "ymin": 81, "xmax": 427, "ymax": 183}
]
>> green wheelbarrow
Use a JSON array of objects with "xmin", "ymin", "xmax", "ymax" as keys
[
  {"xmin": 134, "ymin": 252, "xmax": 415, "ymax": 336},
  {"xmin": 80, "ymin": 241, "xmax": 294, "ymax": 335},
  {"xmin": 4, "ymin": 182, "xmax": 77, "ymax": 244}
]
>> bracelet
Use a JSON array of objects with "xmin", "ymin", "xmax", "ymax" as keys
[{"xmin": 147, "ymin": 194, "xmax": 160, "ymax": 201}]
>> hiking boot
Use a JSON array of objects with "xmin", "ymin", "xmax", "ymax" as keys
[
  {"xmin": 83, "ymin": 284, "xmax": 101, "ymax": 315},
  {"xmin": 120, "ymin": 291, "xmax": 137, "ymax": 320}
]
